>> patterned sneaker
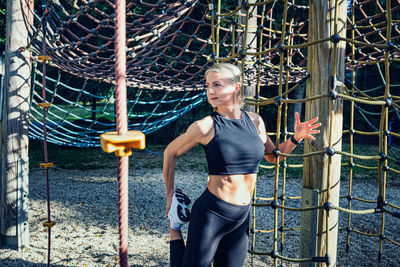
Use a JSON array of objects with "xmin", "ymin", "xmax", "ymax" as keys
[{"xmin": 168, "ymin": 188, "xmax": 191, "ymax": 231}]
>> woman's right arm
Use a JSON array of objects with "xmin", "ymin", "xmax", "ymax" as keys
[{"xmin": 163, "ymin": 119, "xmax": 211, "ymax": 217}]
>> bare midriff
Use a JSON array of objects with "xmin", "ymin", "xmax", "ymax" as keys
[{"xmin": 207, "ymin": 173, "xmax": 257, "ymax": 206}]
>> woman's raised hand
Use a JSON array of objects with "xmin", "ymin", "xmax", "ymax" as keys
[{"xmin": 293, "ymin": 112, "xmax": 321, "ymax": 141}]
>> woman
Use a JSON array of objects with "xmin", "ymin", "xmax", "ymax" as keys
[{"xmin": 163, "ymin": 63, "xmax": 320, "ymax": 267}]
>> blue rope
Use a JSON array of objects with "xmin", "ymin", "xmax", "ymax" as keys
[
  {"xmin": 29, "ymin": 64, "xmax": 207, "ymax": 148},
  {"xmin": 144, "ymin": 148, "xmax": 162, "ymax": 155}
]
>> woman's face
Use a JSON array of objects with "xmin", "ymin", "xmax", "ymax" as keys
[{"xmin": 205, "ymin": 71, "xmax": 239, "ymax": 108}]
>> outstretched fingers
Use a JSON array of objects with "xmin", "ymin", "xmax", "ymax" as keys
[
  {"xmin": 309, "ymin": 122, "xmax": 321, "ymax": 129},
  {"xmin": 294, "ymin": 113, "xmax": 322, "ymax": 141},
  {"xmin": 307, "ymin": 116, "xmax": 319, "ymax": 125}
]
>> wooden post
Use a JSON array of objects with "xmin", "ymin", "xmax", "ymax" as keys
[
  {"xmin": 1, "ymin": 0, "xmax": 33, "ymax": 249},
  {"xmin": 239, "ymin": 0, "xmax": 257, "ymax": 112},
  {"xmin": 299, "ymin": 1, "xmax": 346, "ymax": 266}
]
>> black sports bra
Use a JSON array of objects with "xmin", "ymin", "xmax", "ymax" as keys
[{"xmin": 202, "ymin": 110, "xmax": 265, "ymax": 175}]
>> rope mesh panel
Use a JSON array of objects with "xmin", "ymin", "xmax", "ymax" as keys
[
  {"xmin": 198, "ymin": 0, "xmax": 400, "ymax": 265},
  {"xmin": 19, "ymin": 0, "xmax": 400, "ymax": 265},
  {"xmin": 29, "ymin": 63, "xmax": 207, "ymax": 147}
]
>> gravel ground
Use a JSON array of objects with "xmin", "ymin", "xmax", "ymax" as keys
[{"xmin": 0, "ymin": 167, "xmax": 399, "ymax": 266}]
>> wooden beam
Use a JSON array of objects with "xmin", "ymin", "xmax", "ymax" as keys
[
  {"xmin": 1, "ymin": 0, "xmax": 33, "ymax": 249},
  {"xmin": 300, "ymin": 1, "xmax": 347, "ymax": 266}
]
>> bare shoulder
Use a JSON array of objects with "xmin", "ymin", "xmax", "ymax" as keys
[
  {"xmin": 187, "ymin": 115, "xmax": 214, "ymax": 137},
  {"xmin": 245, "ymin": 111, "xmax": 268, "ymax": 138},
  {"xmin": 245, "ymin": 111, "xmax": 264, "ymax": 127},
  {"xmin": 165, "ymin": 115, "xmax": 214, "ymax": 156}
]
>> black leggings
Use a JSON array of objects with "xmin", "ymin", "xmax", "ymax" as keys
[{"xmin": 170, "ymin": 188, "xmax": 250, "ymax": 267}]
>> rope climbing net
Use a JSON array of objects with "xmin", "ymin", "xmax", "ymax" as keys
[
  {"xmin": 29, "ymin": 64, "xmax": 206, "ymax": 147},
  {"xmin": 25, "ymin": 0, "xmax": 312, "ymax": 87},
  {"xmin": 22, "ymin": 0, "xmax": 331, "ymax": 147},
  {"xmin": 25, "ymin": 0, "xmax": 217, "ymax": 147},
  {"xmin": 198, "ymin": 0, "xmax": 400, "ymax": 266},
  {"xmin": 17, "ymin": 0, "xmax": 400, "ymax": 266},
  {"xmin": 27, "ymin": 0, "xmax": 210, "ymax": 89}
]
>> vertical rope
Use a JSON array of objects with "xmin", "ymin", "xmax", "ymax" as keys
[
  {"xmin": 378, "ymin": 0, "xmax": 392, "ymax": 260},
  {"xmin": 232, "ymin": 11, "xmax": 237, "ymax": 61},
  {"xmin": 41, "ymin": 9, "xmax": 53, "ymax": 267},
  {"xmin": 240, "ymin": 2, "xmax": 250, "ymax": 91},
  {"xmin": 330, "ymin": 0, "xmax": 340, "ymax": 78},
  {"xmin": 324, "ymin": 0, "xmax": 343, "ymax": 260},
  {"xmin": 256, "ymin": 5, "xmax": 265, "ymax": 114},
  {"xmin": 273, "ymin": 1, "xmax": 289, "ymax": 266},
  {"xmin": 250, "ymin": 4, "xmax": 264, "ymax": 258},
  {"xmin": 346, "ymin": 1, "xmax": 356, "ymax": 253},
  {"xmin": 325, "ymin": 99, "xmax": 334, "ymax": 259},
  {"xmin": 279, "ymin": 16, "xmax": 295, "ymax": 256},
  {"xmin": 114, "ymin": 0, "xmax": 129, "ymax": 265},
  {"xmin": 251, "ymin": 3, "xmax": 265, "ymax": 259}
]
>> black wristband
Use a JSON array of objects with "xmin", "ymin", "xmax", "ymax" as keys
[{"xmin": 290, "ymin": 135, "xmax": 300, "ymax": 145}]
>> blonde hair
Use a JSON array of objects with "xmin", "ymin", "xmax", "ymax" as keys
[{"xmin": 205, "ymin": 63, "xmax": 244, "ymax": 108}]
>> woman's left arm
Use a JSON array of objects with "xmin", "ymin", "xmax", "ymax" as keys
[{"xmin": 261, "ymin": 112, "xmax": 321, "ymax": 163}]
